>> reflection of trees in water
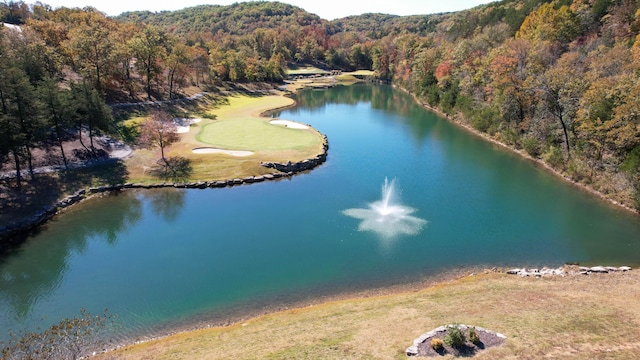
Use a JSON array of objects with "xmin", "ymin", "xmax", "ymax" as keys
[
  {"xmin": 292, "ymin": 84, "xmax": 416, "ymax": 114},
  {"xmin": 289, "ymin": 84, "xmax": 437, "ymax": 143},
  {"xmin": 290, "ymin": 84, "xmax": 375, "ymax": 110},
  {"xmin": 148, "ymin": 188, "xmax": 186, "ymax": 222},
  {"xmin": 0, "ymin": 193, "xmax": 143, "ymax": 319}
]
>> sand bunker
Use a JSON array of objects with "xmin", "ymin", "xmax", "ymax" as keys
[
  {"xmin": 192, "ymin": 147, "xmax": 254, "ymax": 156},
  {"xmin": 174, "ymin": 118, "xmax": 202, "ymax": 133},
  {"xmin": 269, "ymin": 119, "xmax": 309, "ymax": 129}
]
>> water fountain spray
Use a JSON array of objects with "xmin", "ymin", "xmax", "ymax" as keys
[{"xmin": 342, "ymin": 177, "xmax": 427, "ymax": 238}]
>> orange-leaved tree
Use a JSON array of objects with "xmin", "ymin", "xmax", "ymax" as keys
[{"xmin": 138, "ymin": 110, "xmax": 179, "ymax": 165}]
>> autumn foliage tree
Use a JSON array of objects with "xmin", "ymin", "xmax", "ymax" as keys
[
  {"xmin": 66, "ymin": 10, "xmax": 117, "ymax": 93},
  {"xmin": 129, "ymin": 25, "xmax": 171, "ymax": 100},
  {"xmin": 138, "ymin": 110, "xmax": 179, "ymax": 164}
]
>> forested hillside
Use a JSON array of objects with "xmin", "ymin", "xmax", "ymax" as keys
[
  {"xmin": 117, "ymin": 2, "xmax": 324, "ymax": 36},
  {"xmin": 1, "ymin": 0, "xmax": 640, "ymax": 209}
]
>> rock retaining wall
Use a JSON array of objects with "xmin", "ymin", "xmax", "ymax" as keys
[
  {"xmin": 0, "ymin": 135, "xmax": 330, "ymax": 242},
  {"xmin": 261, "ymin": 134, "xmax": 329, "ymax": 173}
]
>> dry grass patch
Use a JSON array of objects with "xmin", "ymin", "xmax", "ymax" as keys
[{"xmin": 98, "ymin": 270, "xmax": 640, "ymax": 359}]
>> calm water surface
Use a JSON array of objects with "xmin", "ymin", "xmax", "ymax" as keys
[{"xmin": 1, "ymin": 84, "xmax": 640, "ymax": 340}]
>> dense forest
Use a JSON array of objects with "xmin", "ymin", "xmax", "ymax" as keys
[{"xmin": 1, "ymin": 0, "xmax": 640, "ymax": 209}]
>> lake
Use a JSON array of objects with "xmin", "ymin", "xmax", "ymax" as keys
[{"xmin": 1, "ymin": 84, "xmax": 639, "ymax": 341}]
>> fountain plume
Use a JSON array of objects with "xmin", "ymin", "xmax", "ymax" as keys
[{"xmin": 343, "ymin": 178, "xmax": 427, "ymax": 238}]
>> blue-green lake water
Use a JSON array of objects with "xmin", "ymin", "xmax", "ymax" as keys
[{"xmin": 2, "ymin": 84, "xmax": 640, "ymax": 341}]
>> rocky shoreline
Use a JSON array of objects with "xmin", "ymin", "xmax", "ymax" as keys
[
  {"xmin": 506, "ymin": 265, "xmax": 633, "ymax": 277},
  {"xmin": 0, "ymin": 135, "xmax": 329, "ymax": 242}
]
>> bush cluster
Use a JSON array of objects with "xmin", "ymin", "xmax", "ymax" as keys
[
  {"xmin": 443, "ymin": 325, "xmax": 467, "ymax": 348},
  {"xmin": 468, "ymin": 327, "xmax": 480, "ymax": 345},
  {"xmin": 430, "ymin": 337, "xmax": 444, "ymax": 351}
]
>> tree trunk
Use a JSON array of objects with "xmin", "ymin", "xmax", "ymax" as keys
[
  {"xmin": 552, "ymin": 100, "xmax": 570, "ymax": 156},
  {"xmin": 160, "ymin": 137, "xmax": 167, "ymax": 164},
  {"xmin": 95, "ymin": 44, "xmax": 102, "ymax": 93},
  {"xmin": 12, "ymin": 150, "xmax": 22, "ymax": 191},
  {"xmin": 125, "ymin": 59, "xmax": 134, "ymax": 99},
  {"xmin": 146, "ymin": 56, "xmax": 152, "ymax": 100},
  {"xmin": 96, "ymin": 63, "xmax": 101, "ymax": 93},
  {"xmin": 58, "ymin": 135, "xmax": 68, "ymax": 169},
  {"xmin": 120, "ymin": 58, "xmax": 132, "ymax": 98},
  {"xmin": 89, "ymin": 120, "xmax": 96, "ymax": 157},
  {"xmin": 0, "ymin": 88, "xmax": 7, "ymax": 113},
  {"xmin": 49, "ymin": 101, "xmax": 69, "ymax": 169},
  {"xmin": 168, "ymin": 69, "xmax": 175, "ymax": 100},
  {"xmin": 24, "ymin": 145, "xmax": 35, "ymax": 180},
  {"xmin": 78, "ymin": 126, "xmax": 89, "ymax": 152},
  {"xmin": 547, "ymin": 86, "xmax": 571, "ymax": 156},
  {"xmin": 559, "ymin": 115, "xmax": 570, "ymax": 155},
  {"xmin": 55, "ymin": 118, "xmax": 68, "ymax": 169}
]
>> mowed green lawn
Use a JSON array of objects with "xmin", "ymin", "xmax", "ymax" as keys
[
  {"xmin": 196, "ymin": 94, "xmax": 317, "ymax": 151},
  {"xmin": 197, "ymin": 118, "xmax": 317, "ymax": 151}
]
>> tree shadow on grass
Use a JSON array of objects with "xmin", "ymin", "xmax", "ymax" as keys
[
  {"xmin": 95, "ymin": 161, "xmax": 129, "ymax": 185},
  {"xmin": 148, "ymin": 156, "xmax": 193, "ymax": 182},
  {"xmin": 111, "ymin": 93, "xmax": 228, "ymax": 127},
  {"xmin": 0, "ymin": 175, "xmax": 62, "ymax": 226},
  {"xmin": 59, "ymin": 160, "xmax": 129, "ymax": 190}
]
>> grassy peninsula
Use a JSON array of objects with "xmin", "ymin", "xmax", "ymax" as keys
[{"xmin": 123, "ymin": 92, "xmax": 325, "ymax": 183}]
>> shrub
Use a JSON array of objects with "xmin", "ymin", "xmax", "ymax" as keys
[
  {"xmin": 444, "ymin": 325, "xmax": 467, "ymax": 348},
  {"xmin": 430, "ymin": 337, "xmax": 444, "ymax": 351},
  {"xmin": 566, "ymin": 159, "xmax": 585, "ymax": 182},
  {"xmin": 471, "ymin": 107, "xmax": 499, "ymax": 133},
  {"xmin": 544, "ymin": 145, "xmax": 565, "ymax": 168},
  {"xmin": 426, "ymin": 85, "xmax": 440, "ymax": 107},
  {"xmin": 522, "ymin": 136, "xmax": 541, "ymax": 157},
  {"xmin": 499, "ymin": 126, "xmax": 519, "ymax": 147},
  {"xmin": 471, "ymin": 111, "xmax": 492, "ymax": 133},
  {"xmin": 468, "ymin": 327, "xmax": 480, "ymax": 344}
]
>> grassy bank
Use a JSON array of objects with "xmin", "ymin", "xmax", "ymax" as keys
[{"xmin": 97, "ymin": 270, "xmax": 640, "ymax": 359}]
